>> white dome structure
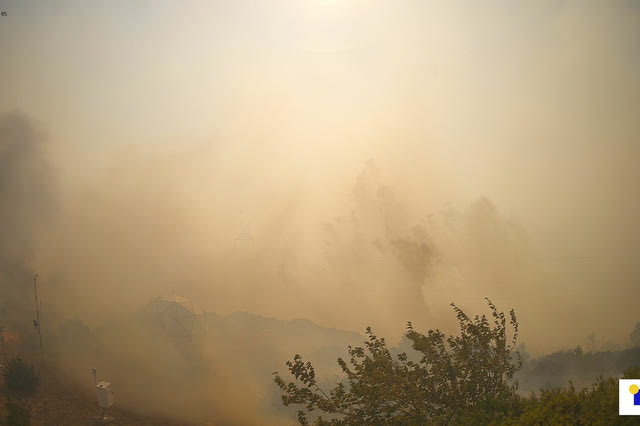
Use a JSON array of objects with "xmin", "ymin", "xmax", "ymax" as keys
[{"xmin": 152, "ymin": 295, "xmax": 206, "ymax": 338}]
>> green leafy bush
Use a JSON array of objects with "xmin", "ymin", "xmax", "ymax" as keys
[
  {"xmin": 2, "ymin": 357, "xmax": 40, "ymax": 396},
  {"xmin": 274, "ymin": 298, "xmax": 521, "ymax": 425},
  {"xmin": 274, "ymin": 296, "xmax": 640, "ymax": 425},
  {"xmin": 510, "ymin": 367, "xmax": 640, "ymax": 426},
  {"xmin": 5, "ymin": 398, "xmax": 31, "ymax": 426}
]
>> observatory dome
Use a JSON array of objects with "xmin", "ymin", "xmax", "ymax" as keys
[{"xmin": 151, "ymin": 295, "xmax": 206, "ymax": 338}]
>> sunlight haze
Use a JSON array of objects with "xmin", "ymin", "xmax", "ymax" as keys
[{"xmin": 1, "ymin": 0, "xmax": 639, "ymax": 423}]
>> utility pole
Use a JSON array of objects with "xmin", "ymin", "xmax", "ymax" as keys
[{"xmin": 33, "ymin": 274, "xmax": 44, "ymax": 361}]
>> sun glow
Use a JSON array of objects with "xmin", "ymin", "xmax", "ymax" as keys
[
  {"xmin": 312, "ymin": 0, "xmax": 344, "ymax": 4},
  {"xmin": 293, "ymin": 0, "xmax": 379, "ymax": 53}
]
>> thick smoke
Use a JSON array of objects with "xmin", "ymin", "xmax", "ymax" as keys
[
  {"xmin": 0, "ymin": 116, "xmax": 538, "ymax": 422},
  {"xmin": 1, "ymin": 0, "xmax": 639, "ymax": 423},
  {"xmin": 0, "ymin": 112, "xmax": 55, "ymax": 337}
]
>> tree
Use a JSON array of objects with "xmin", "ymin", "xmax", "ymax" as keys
[
  {"xmin": 274, "ymin": 299, "xmax": 521, "ymax": 425},
  {"xmin": 631, "ymin": 322, "xmax": 640, "ymax": 347}
]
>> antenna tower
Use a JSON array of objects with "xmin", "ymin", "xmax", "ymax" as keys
[{"xmin": 33, "ymin": 274, "xmax": 45, "ymax": 361}]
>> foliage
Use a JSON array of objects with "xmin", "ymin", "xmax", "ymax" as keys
[
  {"xmin": 631, "ymin": 322, "xmax": 640, "ymax": 347},
  {"xmin": 274, "ymin": 298, "xmax": 521, "ymax": 425},
  {"xmin": 2, "ymin": 357, "xmax": 40, "ymax": 396},
  {"xmin": 516, "ymin": 345, "xmax": 640, "ymax": 392},
  {"xmin": 508, "ymin": 367, "xmax": 640, "ymax": 425},
  {"xmin": 5, "ymin": 398, "xmax": 31, "ymax": 426}
]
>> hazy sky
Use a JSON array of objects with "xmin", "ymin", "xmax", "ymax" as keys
[{"xmin": 1, "ymin": 0, "xmax": 639, "ymax": 353}]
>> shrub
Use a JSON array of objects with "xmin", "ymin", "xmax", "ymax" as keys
[
  {"xmin": 274, "ymin": 299, "xmax": 521, "ymax": 424},
  {"xmin": 2, "ymin": 358, "xmax": 40, "ymax": 396},
  {"xmin": 5, "ymin": 399, "xmax": 31, "ymax": 426}
]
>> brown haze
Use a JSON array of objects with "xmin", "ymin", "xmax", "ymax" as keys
[{"xmin": 1, "ymin": 0, "xmax": 639, "ymax": 423}]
